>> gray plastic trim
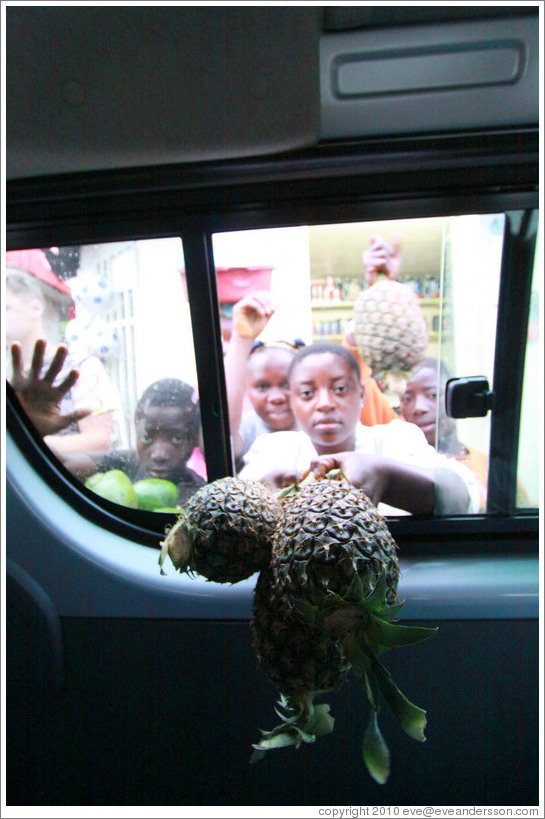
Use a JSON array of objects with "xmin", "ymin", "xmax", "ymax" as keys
[
  {"xmin": 320, "ymin": 17, "xmax": 538, "ymax": 138},
  {"xmin": 6, "ymin": 6, "xmax": 321, "ymax": 179}
]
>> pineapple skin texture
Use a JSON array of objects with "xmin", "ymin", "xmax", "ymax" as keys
[
  {"xmin": 252, "ymin": 478, "xmax": 399, "ymax": 704},
  {"xmin": 272, "ymin": 479, "xmax": 400, "ymax": 605},
  {"xmin": 167, "ymin": 477, "xmax": 283, "ymax": 584},
  {"xmin": 252, "ymin": 568, "xmax": 351, "ymax": 701},
  {"xmin": 353, "ymin": 278, "xmax": 428, "ymax": 376}
]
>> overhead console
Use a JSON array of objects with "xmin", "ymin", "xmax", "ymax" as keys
[{"xmin": 320, "ymin": 14, "xmax": 539, "ymax": 139}]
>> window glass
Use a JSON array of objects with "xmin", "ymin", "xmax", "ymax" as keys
[
  {"xmin": 517, "ymin": 225, "xmax": 541, "ymax": 508},
  {"xmin": 436, "ymin": 214, "xmax": 504, "ymax": 513},
  {"xmin": 6, "ymin": 239, "xmax": 206, "ymax": 511},
  {"xmin": 214, "ymin": 215, "xmax": 521, "ymax": 516},
  {"xmin": 7, "ymin": 215, "xmax": 538, "ymax": 520}
]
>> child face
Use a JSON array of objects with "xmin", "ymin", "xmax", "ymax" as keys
[
  {"xmin": 135, "ymin": 403, "xmax": 196, "ymax": 481},
  {"xmin": 289, "ymin": 352, "xmax": 364, "ymax": 454},
  {"xmin": 400, "ymin": 366, "xmax": 455, "ymax": 446},
  {"xmin": 246, "ymin": 348, "xmax": 296, "ymax": 432}
]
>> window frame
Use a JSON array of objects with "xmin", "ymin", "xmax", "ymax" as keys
[{"xmin": 6, "ymin": 129, "xmax": 539, "ymax": 554}]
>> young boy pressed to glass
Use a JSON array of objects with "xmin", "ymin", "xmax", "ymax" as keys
[{"xmin": 9, "ymin": 341, "xmax": 205, "ymax": 505}]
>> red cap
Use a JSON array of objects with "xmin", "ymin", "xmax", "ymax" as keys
[{"xmin": 6, "ymin": 249, "xmax": 73, "ymax": 297}]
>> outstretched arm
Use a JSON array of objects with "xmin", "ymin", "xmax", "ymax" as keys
[
  {"xmin": 308, "ymin": 452, "xmax": 470, "ymax": 515},
  {"xmin": 223, "ymin": 290, "xmax": 276, "ymax": 459},
  {"xmin": 10, "ymin": 340, "xmax": 92, "ymax": 437}
]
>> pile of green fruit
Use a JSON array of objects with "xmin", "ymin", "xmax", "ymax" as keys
[{"xmin": 85, "ymin": 469, "xmax": 179, "ymax": 512}]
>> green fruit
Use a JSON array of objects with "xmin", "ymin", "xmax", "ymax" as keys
[
  {"xmin": 84, "ymin": 469, "xmax": 138, "ymax": 508},
  {"xmin": 133, "ymin": 478, "xmax": 179, "ymax": 511}
]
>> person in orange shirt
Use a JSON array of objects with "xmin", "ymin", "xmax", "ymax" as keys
[{"xmin": 342, "ymin": 334, "xmax": 398, "ymax": 426}]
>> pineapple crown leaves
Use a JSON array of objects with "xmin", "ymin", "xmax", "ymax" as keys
[
  {"xmin": 250, "ymin": 696, "xmax": 335, "ymax": 763},
  {"xmin": 363, "ymin": 710, "xmax": 391, "ymax": 785},
  {"xmin": 291, "ymin": 569, "xmax": 436, "ymax": 785},
  {"xmin": 294, "ymin": 569, "xmax": 436, "ymax": 653},
  {"xmin": 343, "ymin": 630, "xmax": 430, "ymax": 787}
]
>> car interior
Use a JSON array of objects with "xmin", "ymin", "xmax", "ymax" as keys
[{"xmin": 4, "ymin": 4, "xmax": 541, "ymax": 809}]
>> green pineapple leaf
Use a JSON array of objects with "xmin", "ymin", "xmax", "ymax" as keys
[
  {"xmin": 325, "ymin": 468, "xmax": 346, "ymax": 481},
  {"xmin": 358, "ymin": 614, "xmax": 437, "ymax": 657},
  {"xmin": 372, "ymin": 618, "xmax": 438, "ymax": 654},
  {"xmin": 274, "ymin": 705, "xmax": 302, "ymax": 725},
  {"xmin": 362, "ymin": 664, "xmax": 380, "ymax": 714},
  {"xmin": 276, "ymin": 469, "xmax": 317, "ymax": 499},
  {"xmin": 344, "ymin": 571, "xmax": 365, "ymax": 603},
  {"xmin": 361, "ymin": 568, "xmax": 388, "ymax": 613},
  {"xmin": 293, "ymin": 597, "xmax": 320, "ymax": 627},
  {"xmin": 377, "ymin": 600, "xmax": 406, "ymax": 622},
  {"xmin": 252, "ymin": 731, "xmax": 300, "ymax": 751},
  {"xmin": 251, "ymin": 722, "xmax": 317, "ymax": 755},
  {"xmin": 250, "ymin": 698, "xmax": 334, "ymax": 763},
  {"xmin": 304, "ymin": 703, "xmax": 335, "ymax": 738},
  {"xmin": 292, "ymin": 726, "xmax": 316, "ymax": 747},
  {"xmin": 278, "ymin": 693, "xmax": 291, "ymax": 709},
  {"xmin": 362, "ymin": 710, "xmax": 391, "ymax": 785},
  {"xmin": 343, "ymin": 633, "xmax": 380, "ymax": 712},
  {"xmin": 372, "ymin": 657, "xmax": 428, "ymax": 742}
]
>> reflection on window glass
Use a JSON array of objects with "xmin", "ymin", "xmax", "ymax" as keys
[
  {"xmin": 517, "ymin": 226, "xmax": 541, "ymax": 509},
  {"xmin": 6, "ymin": 239, "xmax": 206, "ymax": 511},
  {"xmin": 436, "ymin": 214, "xmax": 504, "ymax": 512},
  {"xmin": 214, "ymin": 216, "xmax": 507, "ymax": 516}
]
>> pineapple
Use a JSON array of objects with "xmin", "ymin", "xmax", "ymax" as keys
[
  {"xmin": 251, "ymin": 472, "xmax": 436, "ymax": 784},
  {"xmin": 251, "ymin": 567, "xmax": 350, "ymax": 758},
  {"xmin": 353, "ymin": 275, "xmax": 428, "ymax": 380},
  {"xmin": 272, "ymin": 476, "xmax": 400, "ymax": 604},
  {"xmin": 159, "ymin": 477, "xmax": 283, "ymax": 584},
  {"xmin": 253, "ymin": 569, "xmax": 351, "ymax": 698}
]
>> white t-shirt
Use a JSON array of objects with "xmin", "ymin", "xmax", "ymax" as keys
[
  {"xmin": 238, "ymin": 410, "xmax": 270, "ymax": 456},
  {"xmin": 56, "ymin": 351, "xmax": 124, "ymax": 445},
  {"xmin": 57, "ymin": 352, "xmax": 121, "ymax": 418},
  {"xmin": 239, "ymin": 420, "xmax": 482, "ymax": 516}
]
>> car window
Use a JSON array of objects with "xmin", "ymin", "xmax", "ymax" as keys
[
  {"xmin": 6, "ymin": 212, "xmax": 539, "ymax": 519},
  {"xmin": 6, "ymin": 238, "xmax": 205, "ymax": 512},
  {"xmin": 213, "ymin": 213, "xmax": 537, "ymax": 516}
]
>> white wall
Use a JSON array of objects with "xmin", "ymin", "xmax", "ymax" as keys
[
  {"xmin": 76, "ymin": 231, "xmax": 314, "ymax": 446},
  {"xmin": 212, "ymin": 226, "xmax": 314, "ymax": 344},
  {"xmin": 130, "ymin": 238, "xmax": 197, "ymax": 394},
  {"xmin": 448, "ymin": 214, "xmax": 504, "ymax": 453}
]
